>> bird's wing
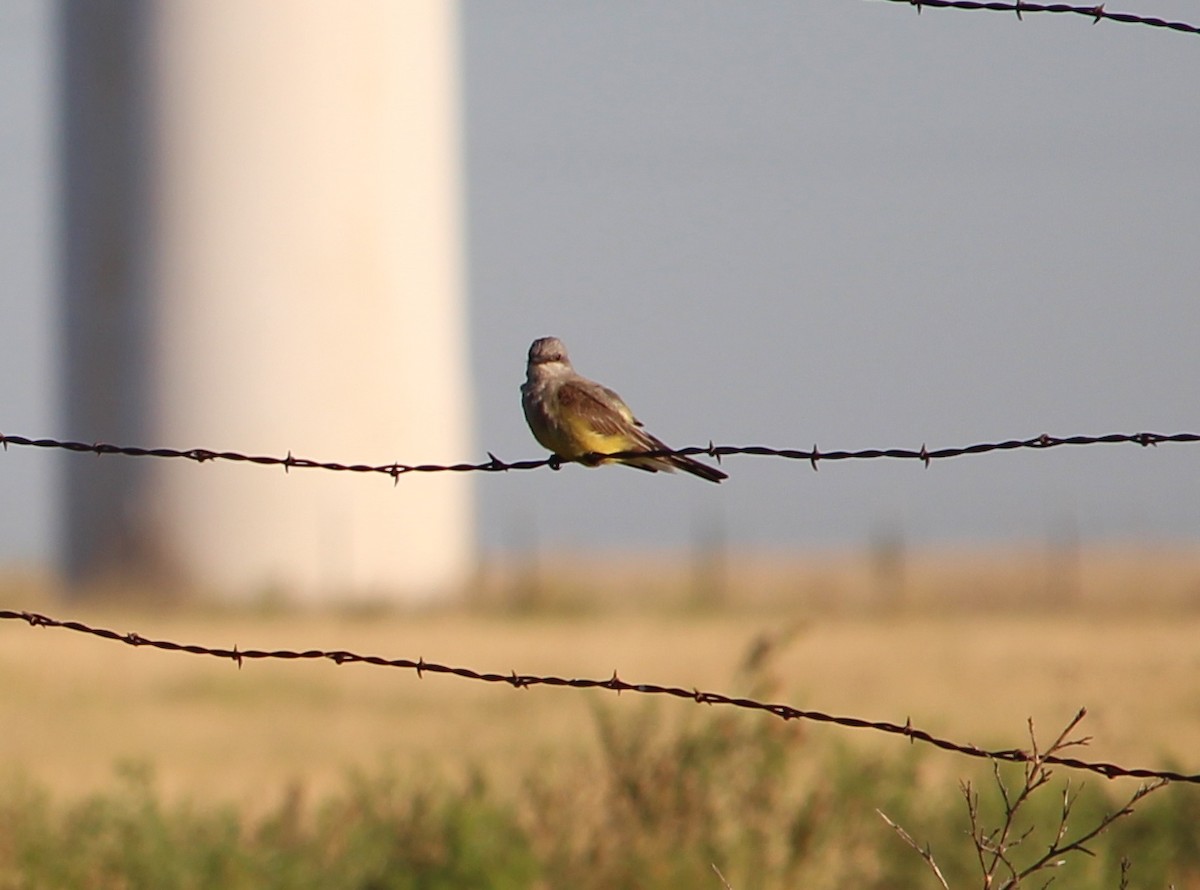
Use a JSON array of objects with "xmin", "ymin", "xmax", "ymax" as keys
[{"xmin": 557, "ymin": 378, "xmax": 639, "ymax": 438}]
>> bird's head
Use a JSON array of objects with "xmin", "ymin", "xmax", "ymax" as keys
[{"xmin": 527, "ymin": 337, "xmax": 572, "ymax": 371}]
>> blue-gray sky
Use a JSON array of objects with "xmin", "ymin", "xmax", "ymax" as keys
[
  {"xmin": 2, "ymin": 1, "xmax": 1198, "ymax": 566},
  {"xmin": 0, "ymin": 1, "xmax": 54, "ymax": 565}
]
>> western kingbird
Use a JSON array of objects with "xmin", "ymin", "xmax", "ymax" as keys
[{"xmin": 521, "ymin": 336, "xmax": 727, "ymax": 483}]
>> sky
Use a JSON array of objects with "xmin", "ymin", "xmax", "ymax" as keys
[{"xmin": 2, "ymin": 1, "xmax": 1198, "ymax": 568}]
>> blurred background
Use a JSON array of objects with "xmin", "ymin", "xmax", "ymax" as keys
[
  {"xmin": 0, "ymin": 0, "xmax": 1197, "ymax": 602},
  {"xmin": 1, "ymin": 6, "xmax": 1199, "ymax": 885}
]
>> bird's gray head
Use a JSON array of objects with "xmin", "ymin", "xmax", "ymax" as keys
[{"xmin": 527, "ymin": 337, "xmax": 572, "ymax": 369}]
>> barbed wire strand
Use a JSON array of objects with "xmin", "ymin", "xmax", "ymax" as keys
[
  {"xmin": 882, "ymin": 0, "xmax": 1200, "ymax": 35},
  {"xmin": 1, "ymin": 431, "xmax": 1196, "ymax": 481},
  {"xmin": 1, "ymin": 609, "xmax": 1195, "ymax": 785}
]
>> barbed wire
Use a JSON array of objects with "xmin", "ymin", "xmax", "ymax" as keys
[
  {"xmin": 0, "ymin": 430, "xmax": 1196, "ymax": 481},
  {"xmin": 1, "ymin": 608, "xmax": 1195, "ymax": 785},
  {"xmin": 882, "ymin": 0, "xmax": 1200, "ymax": 35}
]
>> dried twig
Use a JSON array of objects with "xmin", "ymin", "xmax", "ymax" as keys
[
  {"xmin": 877, "ymin": 809, "xmax": 951, "ymax": 889},
  {"xmin": 885, "ymin": 710, "xmax": 1170, "ymax": 888}
]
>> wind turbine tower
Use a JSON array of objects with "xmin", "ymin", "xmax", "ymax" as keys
[{"xmin": 59, "ymin": 2, "xmax": 473, "ymax": 602}]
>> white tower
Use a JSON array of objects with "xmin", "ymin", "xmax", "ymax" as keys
[{"xmin": 59, "ymin": 2, "xmax": 473, "ymax": 602}]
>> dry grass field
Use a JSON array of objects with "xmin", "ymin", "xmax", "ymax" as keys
[
  {"xmin": 2, "ymin": 545, "xmax": 1198, "ymax": 812},
  {"xmin": 1, "ymin": 548, "xmax": 1199, "ymax": 887}
]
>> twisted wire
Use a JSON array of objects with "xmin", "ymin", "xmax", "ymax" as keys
[
  {"xmin": 1, "ymin": 430, "xmax": 1195, "ymax": 481},
  {"xmin": 1, "ymin": 609, "xmax": 1195, "ymax": 785},
  {"xmin": 884, "ymin": 0, "xmax": 1200, "ymax": 35}
]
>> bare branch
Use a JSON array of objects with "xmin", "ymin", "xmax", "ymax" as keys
[
  {"xmin": 711, "ymin": 863, "xmax": 734, "ymax": 890},
  {"xmin": 878, "ymin": 810, "xmax": 951, "ymax": 890}
]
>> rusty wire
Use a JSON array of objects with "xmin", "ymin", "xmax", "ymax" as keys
[
  {"xmin": 0, "ymin": 430, "xmax": 1196, "ymax": 481},
  {"xmin": 1, "ymin": 608, "xmax": 1196, "ymax": 785},
  {"xmin": 882, "ymin": 0, "xmax": 1200, "ymax": 35}
]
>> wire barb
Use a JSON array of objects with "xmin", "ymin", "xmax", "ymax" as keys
[{"xmin": 0, "ymin": 608, "xmax": 1195, "ymax": 785}]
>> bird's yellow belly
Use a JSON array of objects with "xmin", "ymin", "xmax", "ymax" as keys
[{"xmin": 547, "ymin": 422, "xmax": 629, "ymax": 462}]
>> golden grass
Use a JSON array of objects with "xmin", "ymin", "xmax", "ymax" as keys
[{"xmin": 1, "ymin": 546, "xmax": 1198, "ymax": 810}]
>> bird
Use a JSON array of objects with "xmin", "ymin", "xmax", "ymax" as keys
[{"xmin": 521, "ymin": 336, "xmax": 727, "ymax": 483}]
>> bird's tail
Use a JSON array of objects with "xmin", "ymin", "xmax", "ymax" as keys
[
  {"xmin": 633, "ymin": 430, "xmax": 726, "ymax": 483},
  {"xmin": 669, "ymin": 453, "xmax": 728, "ymax": 484}
]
